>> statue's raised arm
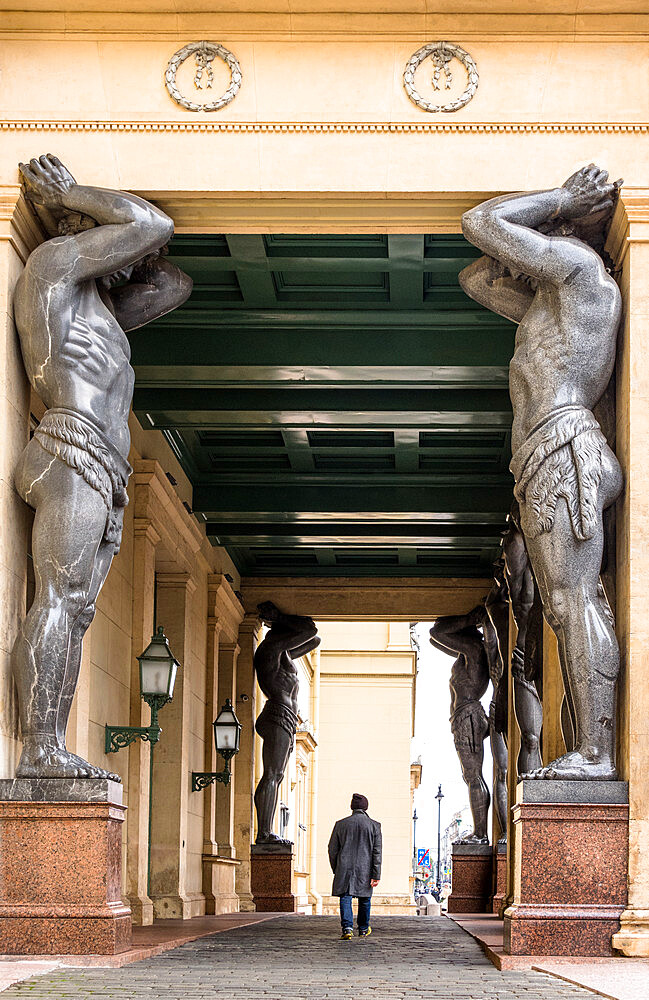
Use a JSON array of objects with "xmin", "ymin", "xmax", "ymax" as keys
[{"xmin": 11, "ymin": 155, "xmax": 192, "ymax": 782}]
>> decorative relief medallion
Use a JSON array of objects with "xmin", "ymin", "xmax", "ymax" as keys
[
  {"xmin": 165, "ymin": 41, "xmax": 242, "ymax": 113},
  {"xmin": 404, "ymin": 41, "xmax": 479, "ymax": 114}
]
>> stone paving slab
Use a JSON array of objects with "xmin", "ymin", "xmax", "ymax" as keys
[
  {"xmin": 0, "ymin": 915, "xmax": 602, "ymax": 999},
  {"xmin": 534, "ymin": 961, "xmax": 649, "ymax": 1000}
]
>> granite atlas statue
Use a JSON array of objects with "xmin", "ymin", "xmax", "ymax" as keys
[
  {"xmin": 11, "ymin": 154, "xmax": 192, "ymax": 781},
  {"xmin": 460, "ymin": 164, "xmax": 622, "ymax": 781},
  {"xmin": 254, "ymin": 601, "xmax": 320, "ymax": 845},
  {"xmin": 429, "ymin": 609, "xmax": 491, "ymax": 843},
  {"xmin": 501, "ymin": 502, "xmax": 544, "ymax": 776},
  {"xmin": 483, "ymin": 561, "xmax": 509, "ymax": 843}
]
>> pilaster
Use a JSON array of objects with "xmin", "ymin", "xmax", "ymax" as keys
[
  {"xmin": 150, "ymin": 571, "xmax": 198, "ymax": 920},
  {"xmin": 124, "ymin": 519, "xmax": 159, "ymax": 926},
  {"xmin": 233, "ymin": 613, "xmax": 261, "ymax": 911},
  {"xmin": 541, "ymin": 621, "xmax": 566, "ymax": 766},
  {"xmin": 606, "ymin": 190, "xmax": 649, "ymax": 956}
]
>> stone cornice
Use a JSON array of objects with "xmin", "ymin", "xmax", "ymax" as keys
[{"xmin": 2, "ymin": 10, "xmax": 649, "ymax": 41}]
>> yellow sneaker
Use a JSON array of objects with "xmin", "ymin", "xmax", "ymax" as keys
[
  {"xmin": 341, "ymin": 928, "xmax": 353, "ymax": 940},
  {"xmin": 359, "ymin": 926, "xmax": 372, "ymax": 937}
]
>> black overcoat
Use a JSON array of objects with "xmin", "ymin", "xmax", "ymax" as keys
[{"xmin": 328, "ymin": 809, "xmax": 382, "ymax": 897}]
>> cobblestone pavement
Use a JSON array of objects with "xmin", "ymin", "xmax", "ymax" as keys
[{"xmin": 2, "ymin": 916, "xmax": 598, "ymax": 999}]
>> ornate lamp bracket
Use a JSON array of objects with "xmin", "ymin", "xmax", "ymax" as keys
[{"xmin": 191, "ymin": 749, "xmax": 236, "ymax": 791}]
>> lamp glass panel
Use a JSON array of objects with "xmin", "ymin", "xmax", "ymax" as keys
[{"xmin": 141, "ymin": 660, "xmax": 172, "ymax": 696}]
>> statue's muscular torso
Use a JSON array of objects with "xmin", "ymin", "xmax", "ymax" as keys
[
  {"xmin": 255, "ymin": 641, "xmax": 300, "ymax": 714},
  {"xmin": 14, "ymin": 249, "xmax": 134, "ymax": 459},
  {"xmin": 449, "ymin": 650, "xmax": 489, "ymax": 716},
  {"xmin": 508, "ymin": 255, "xmax": 620, "ymax": 455}
]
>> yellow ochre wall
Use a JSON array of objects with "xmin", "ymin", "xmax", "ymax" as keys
[{"xmin": 314, "ymin": 622, "xmax": 417, "ymax": 915}]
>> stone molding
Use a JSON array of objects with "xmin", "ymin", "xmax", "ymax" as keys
[
  {"xmin": 0, "ymin": 187, "xmax": 45, "ymax": 263},
  {"xmin": 208, "ymin": 573, "xmax": 244, "ymax": 643},
  {"xmin": 2, "ymin": 8, "xmax": 649, "ymax": 39},
  {"xmin": 132, "ymin": 459, "xmax": 204, "ymax": 575},
  {"xmin": 2, "ymin": 120, "xmax": 649, "ymax": 135},
  {"xmin": 606, "ymin": 189, "xmax": 649, "ymax": 268}
]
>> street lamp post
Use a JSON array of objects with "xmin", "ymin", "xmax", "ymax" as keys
[
  {"xmin": 412, "ymin": 808, "xmax": 418, "ymax": 870},
  {"xmin": 435, "ymin": 784, "xmax": 444, "ymax": 895}
]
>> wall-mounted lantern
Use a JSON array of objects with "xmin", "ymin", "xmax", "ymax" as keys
[
  {"xmin": 104, "ymin": 625, "xmax": 180, "ymax": 896},
  {"xmin": 192, "ymin": 698, "xmax": 241, "ymax": 791},
  {"xmin": 105, "ymin": 626, "xmax": 179, "ymax": 752}
]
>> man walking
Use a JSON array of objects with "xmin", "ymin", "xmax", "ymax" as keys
[{"xmin": 328, "ymin": 794, "xmax": 382, "ymax": 940}]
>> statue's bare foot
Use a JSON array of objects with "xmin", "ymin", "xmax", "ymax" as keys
[
  {"xmin": 255, "ymin": 833, "xmax": 293, "ymax": 846},
  {"xmin": 521, "ymin": 750, "xmax": 617, "ymax": 781},
  {"xmin": 457, "ymin": 833, "xmax": 489, "ymax": 845},
  {"xmin": 16, "ymin": 739, "xmax": 121, "ymax": 782},
  {"xmin": 61, "ymin": 749, "xmax": 121, "ymax": 782},
  {"xmin": 497, "ymin": 834, "xmax": 507, "ymax": 845}
]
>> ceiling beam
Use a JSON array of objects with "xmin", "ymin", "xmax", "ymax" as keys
[
  {"xmin": 238, "ymin": 576, "xmax": 493, "ymax": 620},
  {"xmin": 193, "ymin": 479, "xmax": 513, "ymax": 516}
]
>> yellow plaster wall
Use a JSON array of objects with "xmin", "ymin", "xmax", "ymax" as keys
[
  {"xmin": 2, "ymin": 23, "xmax": 649, "ymax": 203},
  {"xmin": 314, "ymin": 622, "xmax": 416, "ymax": 912}
]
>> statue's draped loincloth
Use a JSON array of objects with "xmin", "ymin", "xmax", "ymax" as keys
[
  {"xmin": 510, "ymin": 404, "xmax": 606, "ymax": 542},
  {"xmin": 450, "ymin": 700, "xmax": 489, "ymax": 754},
  {"xmin": 33, "ymin": 407, "xmax": 132, "ymax": 550},
  {"xmin": 255, "ymin": 700, "xmax": 299, "ymax": 747}
]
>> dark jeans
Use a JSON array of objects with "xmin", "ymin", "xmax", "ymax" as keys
[{"xmin": 339, "ymin": 894, "xmax": 371, "ymax": 932}]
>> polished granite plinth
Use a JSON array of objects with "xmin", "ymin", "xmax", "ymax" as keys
[
  {"xmin": 504, "ymin": 780, "xmax": 629, "ymax": 956},
  {"xmin": 447, "ymin": 843, "xmax": 493, "ymax": 914},
  {"xmin": 0, "ymin": 779, "xmax": 131, "ymax": 955},
  {"xmin": 251, "ymin": 844, "xmax": 296, "ymax": 913}
]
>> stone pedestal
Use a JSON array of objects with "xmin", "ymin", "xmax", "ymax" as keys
[
  {"xmin": 492, "ymin": 843, "xmax": 507, "ymax": 914},
  {"xmin": 447, "ymin": 843, "xmax": 493, "ymax": 913},
  {"xmin": 0, "ymin": 779, "xmax": 131, "ymax": 955},
  {"xmin": 504, "ymin": 780, "xmax": 628, "ymax": 956},
  {"xmin": 251, "ymin": 843, "xmax": 296, "ymax": 912}
]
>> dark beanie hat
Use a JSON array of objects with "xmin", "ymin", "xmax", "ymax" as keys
[{"xmin": 351, "ymin": 793, "xmax": 369, "ymax": 811}]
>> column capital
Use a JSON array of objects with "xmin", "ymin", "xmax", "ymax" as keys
[
  {"xmin": 207, "ymin": 617, "xmax": 224, "ymax": 636},
  {"xmin": 0, "ymin": 186, "xmax": 44, "ymax": 263},
  {"xmin": 155, "ymin": 571, "xmax": 197, "ymax": 596},
  {"xmin": 607, "ymin": 188, "xmax": 649, "ymax": 268},
  {"xmin": 133, "ymin": 517, "xmax": 161, "ymax": 547},
  {"xmin": 207, "ymin": 573, "xmax": 245, "ymax": 640},
  {"xmin": 239, "ymin": 611, "xmax": 262, "ymax": 633}
]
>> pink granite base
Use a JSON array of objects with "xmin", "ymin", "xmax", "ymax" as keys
[
  {"xmin": 447, "ymin": 845, "xmax": 493, "ymax": 914},
  {"xmin": 250, "ymin": 849, "xmax": 296, "ymax": 913},
  {"xmin": 504, "ymin": 790, "xmax": 628, "ymax": 956},
  {"xmin": 0, "ymin": 800, "xmax": 131, "ymax": 955}
]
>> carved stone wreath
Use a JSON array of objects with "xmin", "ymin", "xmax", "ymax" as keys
[
  {"xmin": 403, "ymin": 41, "xmax": 479, "ymax": 114},
  {"xmin": 165, "ymin": 41, "xmax": 242, "ymax": 113}
]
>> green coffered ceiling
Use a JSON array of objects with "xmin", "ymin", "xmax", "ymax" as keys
[{"xmin": 131, "ymin": 233, "xmax": 515, "ymax": 578}]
